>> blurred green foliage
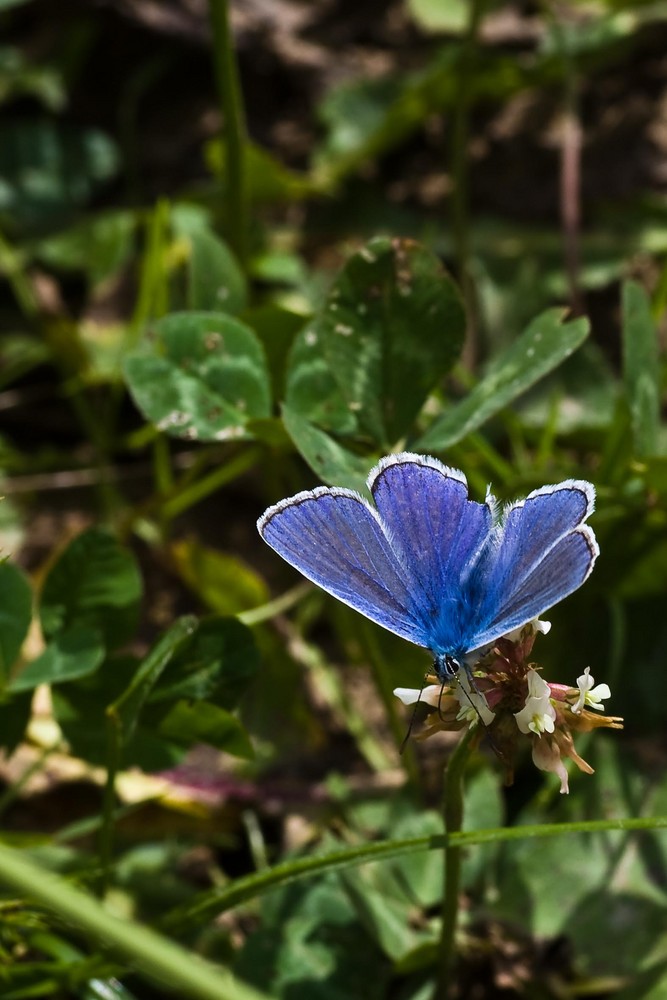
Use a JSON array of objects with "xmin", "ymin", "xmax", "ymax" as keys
[{"xmin": 0, "ymin": 0, "xmax": 666, "ymax": 997}]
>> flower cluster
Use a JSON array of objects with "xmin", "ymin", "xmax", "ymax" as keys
[{"xmin": 394, "ymin": 621, "xmax": 622, "ymax": 793}]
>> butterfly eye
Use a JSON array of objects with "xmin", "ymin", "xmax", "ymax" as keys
[{"xmin": 434, "ymin": 653, "xmax": 461, "ymax": 679}]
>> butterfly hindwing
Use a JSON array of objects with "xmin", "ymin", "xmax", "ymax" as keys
[
  {"xmin": 258, "ymin": 487, "xmax": 430, "ymax": 647},
  {"xmin": 467, "ymin": 482, "xmax": 598, "ymax": 650}
]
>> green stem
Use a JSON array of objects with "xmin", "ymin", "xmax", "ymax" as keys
[
  {"xmin": 0, "ymin": 230, "xmax": 39, "ymax": 317},
  {"xmin": 436, "ymin": 725, "xmax": 477, "ymax": 999},
  {"xmin": 238, "ymin": 581, "xmax": 311, "ymax": 627},
  {"xmin": 153, "ymin": 434, "xmax": 175, "ymax": 501},
  {"xmin": 208, "ymin": 0, "xmax": 249, "ymax": 264},
  {"xmin": 165, "ymin": 813, "xmax": 667, "ymax": 931},
  {"xmin": 0, "ymin": 841, "xmax": 268, "ymax": 1000},
  {"xmin": 450, "ymin": 0, "xmax": 485, "ymax": 328},
  {"xmin": 161, "ymin": 446, "xmax": 259, "ymax": 521},
  {"xmin": 97, "ymin": 707, "xmax": 123, "ymax": 897}
]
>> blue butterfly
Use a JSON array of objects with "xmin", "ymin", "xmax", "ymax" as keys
[{"xmin": 257, "ymin": 453, "xmax": 598, "ymax": 681}]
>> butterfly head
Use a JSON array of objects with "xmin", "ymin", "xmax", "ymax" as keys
[{"xmin": 434, "ymin": 652, "xmax": 461, "ymax": 681}]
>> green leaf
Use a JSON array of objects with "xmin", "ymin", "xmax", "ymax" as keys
[
  {"xmin": 517, "ymin": 341, "xmax": 618, "ymax": 434},
  {"xmin": 9, "ymin": 627, "xmax": 104, "ymax": 692},
  {"xmin": 622, "ymin": 280, "xmax": 660, "ymax": 456},
  {"xmin": 32, "ymin": 210, "xmax": 136, "ymax": 287},
  {"xmin": 616, "ymin": 961, "xmax": 667, "ymax": 1000},
  {"xmin": 243, "ymin": 304, "xmax": 305, "ymax": 402},
  {"xmin": 0, "ymin": 120, "xmax": 119, "ymax": 230},
  {"xmin": 52, "ymin": 655, "xmax": 183, "ymax": 771},
  {"xmin": 568, "ymin": 892, "xmax": 666, "ymax": 979},
  {"xmin": 0, "ymin": 560, "xmax": 32, "ymax": 686},
  {"xmin": 387, "ymin": 812, "xmax": 443, "ymax": 909},
  {"xmin": 186, "ymin": 227, "xmax": 247, "ymax": 315},
  {"xmin": 415, "ymin": 308, "xmax": 590, "ymax": 450},
  {"xmin": 0, "ymin": 840, "xmax": 271, "ymax": 1000},
  {"xmin": 285, "ymin": 322, "xmax": 358, "ymax": 435},
  {"xmin": 317, "ymin": 237, "xmax": 465, "ymax": 445},
  {"xmin": 0, "ymin": 332, "xmax": 50, "ymax": 389},
  {"xmin": 282, "ymin": 405, "xmax": 374, "ymax": 491},
  {"xmin": 205, "ymin": 139, "xmax": 317, "ymax": 203},
  {"xmin": 157, "ymin": 700, "xmax": 254, "ymax": 758},
  {"xmin": 39, "ymin": 529, "xmax": 142, "ymax": 650},
  {"xmin": 169, "ymin": 817, "xmax": 667, "ymax": 928},
  {"xmin": 170, "ymin": 541, "xmax": 269, "ymax": 616},
  {"xmin": 110, "ymin": 617, "xmax": 198, "ymax": 744},
  {"xmin": 0, "ymin": 45, "xmax": 65, "ymax": 110},
  {"xmin": 234, "ymin": 876, "xmax": 390, "ymax": 1000},
  {"xmin": 123, "ymin": 312, "xmax": 271, "ymax": 441},
  {"xmin": 406, "ymin": 0, "xmax": 467, "ymax": 33},
  {"xmin": 148, "ymin": 616, "xmax": 259, "ymax": 711},
  {"xmin": 340, "ymin": 866, "xmax": 433, "ymax": 962},
  {"xmin": 0, "ymin": 690, "xmax": 32, "ymax": 754}
]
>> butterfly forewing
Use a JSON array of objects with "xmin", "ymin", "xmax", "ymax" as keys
[
  {"xmin": 258, "ymin": 488, "xmax": 430, "ymax": 647},
  {"xmin": 370, "ymin": 455, "xmax": 494, "ymax": 605}
]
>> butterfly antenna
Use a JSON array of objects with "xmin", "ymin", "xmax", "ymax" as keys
[{"xmin": 400, "ymin": 675, "xmax": 429, "ymax": 754}]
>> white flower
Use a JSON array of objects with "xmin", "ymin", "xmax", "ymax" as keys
[
  {"xmin": 502, "ymin": 618, "xmax": 552, "ymax": 645},
  {"xmin": 394, "ymin": 685, "xmax": 442, "ymax": 708},
  {"xmin": 464, "ymin": 618, "xmax": 551, "ymax": 665},
  {"xmin": 531, "ymin": 736, "xmax": 569, "ymax": 794},
  {"xmin": 514, "ymin": 669, "xmax": 556, "ymax": 736},
  {"xmin": 453, "ymin": 671, "xmax": 495, "ymax": 727},
  {"xmin": 571, "ymin": 667, "xmax": 611, "ymax": 714}
]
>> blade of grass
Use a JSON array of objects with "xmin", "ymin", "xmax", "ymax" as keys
[
  {"xmin": 0, "ymin": 841, "xmax": 270, "ymax": 1000},
  {"xmin": 165, "ymin": 814, "xmax": 667, "ymax": 930}
]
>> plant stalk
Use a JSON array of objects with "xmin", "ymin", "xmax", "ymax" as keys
[
  {"xmin": 208, "ymin": 0, "xmax": 249, "ymax": 264},
  {"xmin": 97, "ymin": 707, "xmax": 123, "ymax": 897},
  {"xmin": 450, "ymin": 0, "xmax": 485, "ymax": 337},
  {"xmin": 436, "ymin": 725, "xmax": 477, "ymax": 998}
]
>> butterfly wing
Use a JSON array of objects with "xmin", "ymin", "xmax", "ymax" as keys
[
  {"xmin": 258, "ymin": 486, "xmax": 430, "ymax": 647},
  {"xmin": 369, "ymin": 454, "xmax": 494, "ymax": 651},
  {"xmin": 467, "ymin": 481, "xmax": 598, "ymax": 651}
]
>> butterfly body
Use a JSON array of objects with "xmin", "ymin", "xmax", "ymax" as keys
[{"xmin": 258, "ymin": 453, "xmax": 598, "ymax": 670}]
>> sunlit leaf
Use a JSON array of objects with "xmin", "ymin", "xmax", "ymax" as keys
[
  {"xmin": 406, "ymin": 0, "xmax": 467, "ymax": 33},
  {"xmin": 124, "ymin": 312, "xmax": 271, "ymax": 441},
  {"xmin": 316, "ymin": 237, "xmax": 465, "ymax": 446},
  {"xmin": 416, "ymin": 309, "xmax": 590, "ymax": 450},
  {"xmin": 285, "ymin": 323, "xmax": 358, "ymax": 436},
  {"xmin": 171, "ymin": 540, "xmax": 269, "ymax": 616},
  {"xmin": 206, "ymin": 139, "xmax": 318, "ymax": 202}
]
